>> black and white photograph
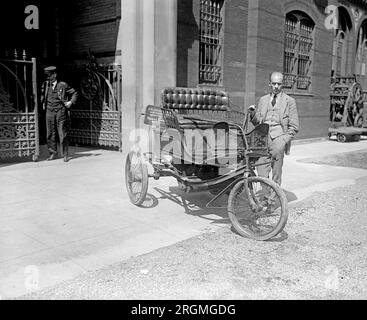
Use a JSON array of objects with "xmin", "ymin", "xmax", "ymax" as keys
[{"xmin": 0, "ymin": 0, "xmax": 367, "ymax": 305}]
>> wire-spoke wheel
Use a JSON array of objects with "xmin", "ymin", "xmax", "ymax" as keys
[
  {"xmin": 228, "ymin": 176, "xmax": 288, "ymax": 241},
  {"xmin": 125, "ymin": 151, "xmax": 148, "ymax": 206}
]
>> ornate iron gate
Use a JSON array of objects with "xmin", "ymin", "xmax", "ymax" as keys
[
  {"xmin": 69, "ymin": 54, "xmax": 122, "ymax": 150},
  {"xmin": 0, "ymin": 51, "xmax": 39, "ymax": 161}
]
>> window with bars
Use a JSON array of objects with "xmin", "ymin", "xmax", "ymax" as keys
[
  {"xmin": 199, "ymin": 0, "xmax": 224, "ymax": 86},
  {"xmin": 284, "ymin": 12, "xmax": 314, "ymax": 91}
]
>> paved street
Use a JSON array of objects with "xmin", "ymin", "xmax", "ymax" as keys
[
  {"xmin": 1, "ymin": 138, "xmax": 367, "ymax": 299},
  {"xmin": 24, "ymin": 175, "xmax": 367, "ymax": 299}
]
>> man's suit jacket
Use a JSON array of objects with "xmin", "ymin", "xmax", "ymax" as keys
[
  {"xmin": 41, "ymin": 81, "xmax": 78, "ymax": 110},
  {"xmin": 251, "ymin": 92, "xmax": 299, "ymax": 155}
]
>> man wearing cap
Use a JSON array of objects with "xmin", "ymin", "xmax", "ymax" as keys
[{"xmin": 41, "ymin": 66, "xmax": 78, "ymax": 162}]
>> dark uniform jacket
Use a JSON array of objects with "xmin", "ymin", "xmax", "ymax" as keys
[{"xmin": 41, "ymin": 81, "xmax": 78, "ymax": 110}]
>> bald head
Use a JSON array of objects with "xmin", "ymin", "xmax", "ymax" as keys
[
  {"xmin": 269, "ymin": 72, "xmax": 284, "ymax": 95},
  {"xmin": 269, "ymin": 71, "xmax": 283, "ymax": 82}
]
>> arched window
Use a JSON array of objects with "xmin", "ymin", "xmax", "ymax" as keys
[
  {"xmin": 283, "ymin": 11, "xmax": 315, "ymax": 91},
  {"xmin": 355, "ymin": 20, "xmax": 367, "ymax": 88},
  {"xmin": 331, "ymin": 7, "xmax": 352, "ymax": 78}
]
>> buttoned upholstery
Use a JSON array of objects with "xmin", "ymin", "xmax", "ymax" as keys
[
  {"xmin": 161, "ymin": 87, "xmax": 230, "ymax": 111},
  {"xmin": 161, "ymin": 87, "xmax": 237, "ymax": 130}
]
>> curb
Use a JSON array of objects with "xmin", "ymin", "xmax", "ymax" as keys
[{"xmin": 293, "ymin": 137, "xmax": 329, "ymax": 146}]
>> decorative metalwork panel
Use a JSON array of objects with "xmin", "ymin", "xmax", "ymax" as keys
[
  {"xmin": 67, "ymin": 52, "xmax": 122, "ymax": 150},
  {"xmin": 69, "ymin": 110, "xmax": 121, "ymax": 148},
  {"xmin": 0, "ymin": 50, "xmax": 39, "ymax": 161},
  {"xmin": 0, "ymin": 113, "xmax": 37, "ymax": 159}
]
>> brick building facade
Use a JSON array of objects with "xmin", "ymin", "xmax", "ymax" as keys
[
  {"xmin": 175, "ymin": 0, "xmax": 367, "ymax": 139},
  {"xmin": 3, "ymin": 0, "xmax": 367, "ymax": 142}
]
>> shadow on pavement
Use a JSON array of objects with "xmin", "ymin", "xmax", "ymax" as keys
[
  {"xmin": 144, "ymin": 187, "xmax": 299, "ymax": 226},
  {"xmin": 283, "ymin": 189, "xmax": 298, "ymax": 203},
  {"xmin": 0, "ymin": 156, "xmax": 35, "ymax": 168},
  {"xmin": 296, "ymin": 148, "xmax": 367, "ymax": 170},
  {"xmin": 139, "ymin": 186, "xmax": 291, "ymax": 243},
  {"xmin": 68, "ymin": 152, "xmax": 102, "ymax": 161},
  {"xmin": 151, "ymin": 186, "xmax": 230, "ymax": 224},
  {"xmin": 266, "ymin": 230, "xmax": 289, "ymax": 242},
  {"xmin": 138, "ymin": 193, "xmax": 159, "ymax": 209},
  {"xmin": 0, "ymin": 145, "xmax": 103, "ymax": 167}
]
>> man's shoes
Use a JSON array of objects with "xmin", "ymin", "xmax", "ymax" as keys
[
  {"xmin": 63, "ymin": 155, "xmax": 69, "ymax": 162},
  {"xmin": 47, "ymin": 153, "xmax": 57, "ymax": 161}
]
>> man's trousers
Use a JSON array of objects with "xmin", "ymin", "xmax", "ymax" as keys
[
  {"xmin": 256, "ymin": 135, "xmax": 287, "ymax": 186},
  {"xmin": 46, "ymin": 107, "xmax": 69, "ymax": 156}
]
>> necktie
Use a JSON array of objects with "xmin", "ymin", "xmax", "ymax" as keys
[{"xmin": 271, "ymin": 95, "xmax": 277, "ymax": 107}]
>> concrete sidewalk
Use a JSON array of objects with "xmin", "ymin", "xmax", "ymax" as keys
[{"xmin": 1, "ymin": 139, "xmax": 367, "ymax": 299}]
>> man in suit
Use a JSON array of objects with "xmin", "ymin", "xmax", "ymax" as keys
[
  {"xmin": 248, "ymin": 71, "xmax": 299, "ymax": 186},
  {"xmin": 41, "ymin": 66, "xmax": 78, "ymax": 162}
]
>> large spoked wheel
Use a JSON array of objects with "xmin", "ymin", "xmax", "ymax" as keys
[
  {"xmin": 125, "ymin": 151, "xmax": 148, "ymax": 206},
  {"xmin": 228, "ymin": 176, "xmax": 288, "ymax": 241}
]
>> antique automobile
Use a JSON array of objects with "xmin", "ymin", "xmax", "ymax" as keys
[{"xmin": 125, "ymin": 88, "xmax": 288, "ymax": 241}]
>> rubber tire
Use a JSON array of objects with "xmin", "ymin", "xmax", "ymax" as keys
[
  {"xmin": 337, "ymin": 133, "xmax": 346, "ymax": 143},
  {"xmin": 228, "ymin": 176, "xmax": 288, "ymax": 241},
  {"xmin": 125, "ymin": 151, "xmax": 148, "ymax": 206}
]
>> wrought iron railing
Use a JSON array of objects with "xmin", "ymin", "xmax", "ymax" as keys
[
  {"xmin": 67, "ymin": 53, "xmax": 122, "ymax": 150},
  {"xmin": 0, "ymin": 49, "xmax": 39, "ymax": 161}
]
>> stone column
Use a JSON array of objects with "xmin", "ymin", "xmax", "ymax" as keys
[
  {"xmin": 117, "ymin": 0, "xmax": 177, "ymax": 148},
  {"xmin": 118, "ymin": 0, "xmax": 139, "ymax": 146},
  {"xmin": 154, "ymin": 0, "xmax": 177, "ymax": 105}
]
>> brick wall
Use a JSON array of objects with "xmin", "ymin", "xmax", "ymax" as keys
[
  {"xmin": 176, "ymin": 0, "xmax": 336, "ymax": 139},
  {"xmin": 62, "ymin": 0, "xmax": 120, "ymax": 61},
  {"xmin": 254, "ymin": 0, "xmax": 333, "ymax": 139},
  {"xmin": 222, "ymin": 0, "xmax": 248, "ymax": 111},
  {"xmin": 177, "ymin": 0, "xmax": 248, "ymax": 111}
]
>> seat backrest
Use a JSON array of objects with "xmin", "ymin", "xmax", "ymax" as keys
[{"xmin": 161, "ymin": 87, "xmax": 230, "ymax": 112}]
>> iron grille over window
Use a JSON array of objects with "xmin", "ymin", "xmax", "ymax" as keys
[
  {"xmin": 199, "ymin": 0, "xmax": 224, "ymax": 86},
  {"xmin": 284, "ymin": 12, "xmax": 314, "ymax": 91}
]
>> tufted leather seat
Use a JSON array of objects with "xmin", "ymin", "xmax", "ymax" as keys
[
  {"xmin": 161, "ymin": 87, "xmax": 230, "ymax": 111},
  {"xmin": 161, "ymin": 87, "xmax": 234, "ymax": 130}
]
